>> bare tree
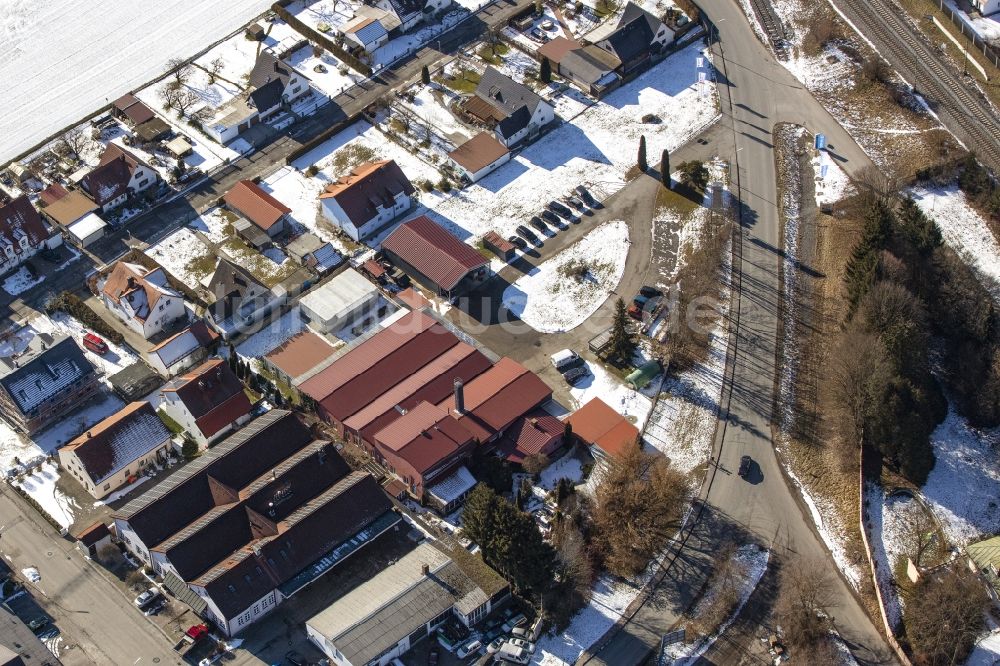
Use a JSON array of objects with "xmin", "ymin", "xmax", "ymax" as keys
[
  {"xmin": 522, "ymin": 453, "xmax": 550, "ymax": 476},
  {"xmin": 829, "ymin": 325, "xmax": 885, "ymax": 443},
  {"xmin": 207, "ymin": 57, "xmax": 226, "ymax": 84},
  {"xmin": 775, "ymin": 556, "xmax": 837, "ymax": 652},
  {"xmin": 906, "ymin": 566, "xmax": 989, "ymax": 666},
  {"xmin": 900, "ymin": 506, "xmax": 938, "ymax": 568},
  {"xmin": 166, "ymin": 57, "xmax": 191, "ymax": 89},
  {"xmin": 59, "ymin": 128, "xmax": 90, "ymax": 159},
  {"xmin": 165, "ymin": 89, "xmax": 201, "ymax": 118}
]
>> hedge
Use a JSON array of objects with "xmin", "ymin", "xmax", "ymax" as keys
[
  {"xmin": 272, "ymin": 3, "xmax": 372, "ymax": 76},
  {"xmin": 46, "ymin": 291, "xmax": 125, "ymax": 345}
]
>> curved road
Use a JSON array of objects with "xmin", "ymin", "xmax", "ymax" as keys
[{"xmin": 583, "ymin": 0, "xmax": 896, "ymax": 664}]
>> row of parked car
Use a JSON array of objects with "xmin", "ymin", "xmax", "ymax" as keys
[
  {"xmin": 429, "ymin": 611, "xmax": 537, "ymax": 664},
  {"xmin": 551, "ymin": 348, "xmax": 589, "ymax": 385},
  {"xmin": 627, "ymin": 285, "xmax": 664, "ymax": 320},
  {"xmin": 507, "ymin": 186, "xmax": 601, "ymax": 250}
]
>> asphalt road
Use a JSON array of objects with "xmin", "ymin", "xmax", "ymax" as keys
[
  {"xmin": 581, "ymin": 1, "xmax": 895, "ymax": 664},
  {"xmin": 0, "ymin": 483, "xmax": 183, "ymax": 666}
]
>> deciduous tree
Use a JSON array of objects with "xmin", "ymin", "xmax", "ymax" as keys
[{"xmin": 905, "ymin": 566, "xmax": 989, "ymax": 666}]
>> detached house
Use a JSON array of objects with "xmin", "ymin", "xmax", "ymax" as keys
[
  {"xmin": 38, "ymin": 183, "xmax": 106, "ymax": 247},
  {"xmin": 248, "ymin": 52, "xmax": 311, "ymax": 118},
  {"xmin": 205, "ymin": 259, "xmax": 284, "ymax": 339},
  {"xmin": 365, "ymin": 0, "xmax": 452, "ymax": 33},
  {"xmin": 591, "ymin": 2, "xmax": 674, "ymax": 75},
  {"xmin": 82, "ymin": 144, "xmax": 158, "ymax": 212},
  {"xmin": 319, "ymin": 160, "xmax": 415, "ymax": 242},
  {"xmin": 465, "ymin": 67, "xmax": 554, "ymax": 147},
  {"xmin": 537, "ymin": 37, "xmax": 621, "ymax": 97},
  {"xmin": 223, "ymin": 180, "xmax": 292, "ymax": 239},
  {"xmin": 99, "ymin": 261, "xmax": 187, "ymax": 339},
  {"xmin": 58, "ymin": 401, "xmax": 172, "ymax": 500},
  {"xmin": 159, "ymin": 358, "xmax": 252, "ymax": 448},
  {"xmin": 0, "ymin": 331, "xmax": 100, "ymax": 436},
  {"xmin": 146, "ymin": 321, "xmax": 219, "ymax": 378},
  {"xmin": 0, "ymin": 196, "xmax": 56, "ymax": 274}
]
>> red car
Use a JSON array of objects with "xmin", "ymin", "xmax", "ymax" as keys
[
  {"xmin": 627, "ymin": 304, "xmax": 643, "ymax": 321},
  {"xmin": 82, "ymin": 332, "xmax": 109, "ymax": 355}
]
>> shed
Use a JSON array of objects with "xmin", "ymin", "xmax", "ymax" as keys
[
  {"xmin": 625, "ymin": 360, "xmax": 661, "ymax": 389},
  {"xmin": 299, "ymin": 268, "xmax": 382, "ymax": 334},
  {"xmin": 108, "ymin": 362, "xmax": 162, "ymax": 401},
  {"xmin": 448, "ymin": 132, "xmax": 511, "ymax": 183},
  {"xmin": 588, "ymin": 327, "xmax": 612, "ymax": 354},
  {"xmin": 134, "ymin": 117, "xmax": 172, "ymax": 143},
  {"xmin": 76, "ymin": 521, "xmax": 113, "ymax": 557},
  {"xmin": 246, "ymin": 22, "xmax": 265, "ymax": 40},
  {"xmin": 234, "ymin": 216, "xmax": 273, "ymax": 251},
  {"xmin": 165, "ymin": 136, "xmax": 194, "ymax": 158},
  {"xmin": 482, "ymin": 231, "xmax": 515, "ymax": 260},
  {"xmin": 67, "ymin": 212, "xmax": 107, "ymax": 247}
]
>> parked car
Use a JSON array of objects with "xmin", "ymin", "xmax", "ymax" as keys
[
  {"xmin": 575, "ymin": 185, "xmax": 599, "ymax": 207},
  {"xmin": 134, "ymin": 588, "xmax": 161, "ymax": 608},
  {"xmin": 550, "ymin": 348, "xmax": 580, "ymax": 370},
  {"xmin": 547, "ymin": 200, "xmax": 572, "ymax": 217},
  {"xmin": 487, "ymin": 637, "xmax": 506, "ymax": 654},
  {"xmin": 633, "ymin": 294, "xmax": 649, "ymax": 308},
  {"xmin": 516, "ymin": 225, "xmax": 540, "ymax": 245},
  {"xmin": 627, "ymin": 304, "xmax": 643, "ymax": 320},
  {"xmin": 529, "ymin": 216, "xmax": 548, "ymax": 233},
  {"xmin": 563, "ymin": 366, "xmax": 588, "ymax": 384},
  {"xmin": 507, "ymin": 637, "xmax": 536, "ymax": 654},
  {"xmin": 540, "ymin": 209, "xmax": 560, "ymax": 225},
  {"xmin": 639, "ymin": 285, "xmax": 663, "ymax": 298},
  {"xmin": 498, "ymin": 643, "xmax": 531, "ymax": 664},
  {"xmin": 529, "ymin": 27, "xmax": 549, "ymax": 42},
  {"xmin": 82, "ymin": 332, "xmax": 109, "ymax": 355},
  {"xmin": 457, "ymin": 639, "xmax": 483, "ymax": 658},
  {"xmin": 27, "ymin": 617, "xmax": 48, "ymax": 634},
  {"xmin": 508, "ymin": 235, "xmax": 528, "ymax": 250},
  {"xmin": 502, "ymin": 613, "xmax": 528, "ymax": 633},
  {"xmin": 427, "ymin": 646, "xmax": 440, "ymax": 665},
  {"xmin": 738, "ymin": 455, "xmax": 752, "ymax": 478},
  {"xmin": 511, "ymin": 627, "xmax": 530, "ymax": 639},
  {"xmin": 540, "ymin": 19, "xmax": 555, "ymax": 29},
  {"xmin": 38, "ymin": 246, "xmax": 61, "ymax": 263},
  {"xmin": 565, "ymin": 196, "xmax": 586, "ymax": 212}
]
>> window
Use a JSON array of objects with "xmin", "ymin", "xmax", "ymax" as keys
[
  {"xmin": 158, "ymin": 303, "xmax": 164, "ymax": 311},
  {"xmin": 103, "ymin": 483, "xmax": 110, "ymax": 491},
  {"xmin": 138, "ymin": 178, "xmax": 149, "ymax": 188},
  {"xmin": 242, "ymin": 611, "xmax": 251, "ymax": 623}
]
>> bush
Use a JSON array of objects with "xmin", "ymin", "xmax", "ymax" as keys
[
  {"xmin": 438, "ymin": 178, "xmax": 452, "ymax": 193},
  {"xmin": 420, "ymin": 179, "xmax": 435, "ymax": 192},
  {"xmin": 304, "ymin": 164, "xmax": 319, "ymax": 177},
  {"xmin": 46, "ymin": 291, "xmax": 125, "ymax": 345}
]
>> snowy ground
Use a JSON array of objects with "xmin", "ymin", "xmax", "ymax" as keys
[
  {"xmin": 416, "ymin": 42, "xmax": 719, "ymax": 243},
  {"xmin": 943, "ymin": 0, "xmax": 1000, "ymax": 42},
  {"xmin": 287, "ymin": 0, "xmax": 364, "ymax": 35},
  {"xmin": 967, "ymin": 629, "xmax": 1000, "ymax": 666},
  {"xmin": 146, "ymin": 227, "xmax": 216, "ymax": 286},
  {"xmin": 911, "ymin": 185, "xmax": 1000, "ymax": 304},
  {"xmin": 371, "ymin": 10, "xmax": 473, "ymax": 68},
  {"xmin": 864, "ymin": 487, "xmax": 930, "ymax": 628},
  {"xmin": 286, "ymin": 45, "xmax": 363, "ymax": 99},
  {"xmin": 235, "ymin": 308, "xmax": 306, "ymax": 359},
  {"xmin": 502, "ymin": 221, "xmax": 629, "ymax": 333},
  {"xmin": 812, "ymin": 149, "xmax": 854, "ymax": 207},
  {"xmin": 13, "ymin": 462, "xmax": 78, "ymax": 529},
  {"xmin": 0, "ymin": 0, "xmax": 273, "ymax": 164},
  {"xmin": 570, "ymin": 360, "xmax": 653, "ymax": 427},
  {"xmin": 29, "ymin": 312, "xmax": 139, "ymax": 383},
  {"xmin": 2, "ymin": 267, "xmax": 44, "ymax": 296},
  {"xmin": 665, "ymin": 546, "xmax": 770, "ymax": 665},
  {"xmin": 398, "ymin": 85, "xmax": 475, "ymax": 145},
  {"xmin": 537, "ymin": 452, "xmax": 584, "ymax": 491},
  {"xmin": 921, "ymin": 408, "xmax": 1000, "ymax": 546}
]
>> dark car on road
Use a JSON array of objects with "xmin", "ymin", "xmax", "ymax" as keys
[
  {"xmin": 516, "ymin": 225, "xmax": 540, "ymax": 245},
  {"xmin": 508, "ymin": 235, "xmax": 527, "ymax": 250},
  {"xmin": 547, "ymin": 200, "xmax": 572, "ymax": 217},
  {"xmin": 739, "ymin": 455, "xmax": 752, "ymax": 478},
  {"xmin": 640, "ymin": 285, "xmax": 663, "ymax": 298}
]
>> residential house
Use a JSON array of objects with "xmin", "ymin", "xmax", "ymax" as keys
[
  {"xmin": 971, "ymin": 0, "xmax": 1000, "ymax": 15},
  {"xmin": 38, "ymin": 183, "xmax": 106, "ymax": 247},
  {"xmin": 381, "ymin": 215, "xmax": 489, "ymax": 299},
  {"xmin": 465, "ymin": 67, "xmax": 554, "ymax": 147},
  {"xmin": 496, "ymin": 411, "xmax": 563, "ymax": 464},
  {"xmin": 447, "ymin": 132, "xmax": 511, "ymax": 183},
  {"xmin": 300, "ymin": 310, "xmax": 552, "ymax": 501},
  {"xmin": 248, "ymin": 51, "xmax": 312, "ymax": 119},
  {"xmin": 299, "ymin": 268, "xmax": 383, "ymax": 335},
  {"xmin": 82, "ymin": 144, "xmax": 158, "ymax": 212},
  {"xmin": 205, "ymin": 259, "xmax": 284, "ymax": 340},
  {"xmin": 111, "ymin": 410, "xmax": 398, "ymax": 636},
  {"xmin": 58, "ymin": 401, "xmax": 172, "ymax": 500},
  {"xmin": 75, "ymin": 521, "xmax": 114, "ymax": 559},
  {"xmin": 319, "ymin": 160, "xmax": 415, "ymax": 242},
  {"xmin": 158, "ymin": 358, "xmax": 252, "ymax": 448},
  {"xmin": 263, "ymin": 330, "xmax": 337, "ymax": 387},
  {"xmin": 223, "ymin": 180, "xmax": 292, "ymax": 239},
  {"xmin": 146, "ymin": 321, "xmax": 219, "ymax": 378},
  {"xmin": 0, "ymin": 330, "xmax": 100, "ymax": 436},
  {"xmin": 537, "ymin": 37, "xmax": 621, "ymax": 97},
  {"xmin": 365, "ymin": 0, "xmax": 452, "ymax": 33},
  {"xmin": 565, "ymin": 397, "xmax": 639, "ymax": 460},
  {"xmin": 306, "ymin": 542, "xmax": 509, "ymax": 666},
  {"xmin": 0, "ymin": 196, "xmax": 57, "ymax": 274},
  {"xmin": 205, "ymin": 95, "xmax": 261, "ymax": 145},
  {"xmin": 590, "ymin": 1, "xmax": 674, "ymax": 75},
  {"xmin": 341, "ymin": 11, "xmax": 392, "ymax": 52},
  {"xmin": 99, "ymin": 261, "xmax": 187, "ymax": 339},
  {"xmin": 284, "ymin": 232, "xmax": 343, "ymax": 275}
]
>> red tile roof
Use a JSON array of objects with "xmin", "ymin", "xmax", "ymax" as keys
[
  {"xmin": 537, "ymin": 36, "xmax": 582, "ymax": 65},
  {"xmin": 162, "ymin": 359, "xmax": 251, "ymax": 437},
  {"xmin": 396, "ymin": 287, "xmax": 430, "ymax": 311},
  {"xmin": 448, "ymin": 132, "xmax": 509, "ymax": 174},
  {"xmin": 0, "ymin": 196, "xmax": 49, "ymax": 250},
  {"xmin": 63, "ymin": 402, "xmax": 171, "ymax": 483},
  {"xmin": 39, "ymin": 182, "xmax": 70, "ymax": 206},
  {"xmin": 483, "ymin": 231, "xmax": 515, "ymax": 254},
  {"xmin": 382, "ymin": 215, "xmax": 488, "ymax": 291},
  {"xmin": 76, "ymin": 521, "xmax": 111, "ymax": 546},
  {"xmin": 319, "ymin": 160, "xmax": 415, "ymax": 228},
  {"xmin": 82, "ymin": 156, "xmax": 131, "ymax": 206},
  {"xmin": 148, "ymin": 320, "xmax": 218, "ymax": 353},
  {"xmin": 374, "ymin": 402, "xmax": 475, "ymax": 475},
  {"xmin": 223, "ymin": 180, "xmax": 292, "ymax": 231},
  {"xmin": 264, "ymin": 330, "xmax": 335, "ymax": 381},
  {"xmin": 565, "ymin": 397, "xmax": 640, "ymax": 458},
  {"xmin": 497, "ymin": 411, "xmax": 564, "ymax": 463}
]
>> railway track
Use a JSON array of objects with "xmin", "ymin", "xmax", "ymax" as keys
[
  {"xmin": 747, "ymin": 0, "xmax": 790, "ymax": 60},
  {"xmin": 835, "ymin": 0, "xmax": 1000, "ymax": 172}
]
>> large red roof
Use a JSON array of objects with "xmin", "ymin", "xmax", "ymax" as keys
[
  {"xmin": 223, "ymin": 180, "xmax": 292, "ymax": 231},
  {"xmin": 382, "ymin": 215, "xmax": 488, "ymax": 291},
  {"xmin": 374, "ymin": 402, "xmax": 475, "ymax": 474},
  {"xmin": 565, "ymin": 397, "xmax": 640, "ymax": 458}
]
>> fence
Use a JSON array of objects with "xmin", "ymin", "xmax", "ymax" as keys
[{"xmin": 935, "ymin": 0, "xmax": 1000, "ymax": 69}]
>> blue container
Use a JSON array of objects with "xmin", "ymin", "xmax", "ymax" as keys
[{"xmin": 815, "ymin": 133, "xmax": 827, "ymax": 150}]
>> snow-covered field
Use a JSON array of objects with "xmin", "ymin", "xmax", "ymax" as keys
[
  {"xmin": 502, "ymin": 221, "xmax": 629, "ymax": 333},
  {"xmin": 146, "ymin": 227, "xmax": 215, "ymax": 286},
  {"xmin": 911, "ymin": 185, "xmax": 1000, "ymax": 304},
  {"xmin": 398, "ymin": 86, "xmax": 475, "ymax": 145},
  {"xmin": 570, "ymin": 360, "xmax": 653, "ymax": 427},
  {"xmin": 13, "ymin": 462, "xmax": 78, "ymax": 529},
  {"xmin": 287, "ymin": 45, "xmax": 363, "ymax": 99},
  {"xmin": 967, "ymin": 630, "xmax": 1000, "ymax": 666},
  {"xmin": 2, "ymin": 267, "xmax": 44, "ymax": 296},
  {"xmin": 0, "ymin": 0, "xmax": 273, "ymax": 164},
  {"xmin": 921, "ymin": 408, "xmax": 1000, "ymax": 546}
]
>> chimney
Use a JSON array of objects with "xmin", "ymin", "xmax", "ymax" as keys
[
  {"xmin": 530, "ymin": 417, "xmax": 539, "ymax": 429},
  {"xmin": 453, "ymin": 377, "xmax": 464, "ymax": 415},
  {"xmin": 421, "ymin": 563, "xmax": 429, "ymax": 576}
]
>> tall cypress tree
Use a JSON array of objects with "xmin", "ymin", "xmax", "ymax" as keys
[
  {"xmin": 540, "ymin": 56, "xmax": 552, "ymax": 84},
  {"xmin": 637, "ymin": 135, "xmax": 647, "ymax": 172},
  {"xmin": 608, "ymin": 298, "xmax": 636, "ymax": 365},
  {"xmin": 660, "ymin": 148, "xmax": 670, "ymax": 188},
  {"xmin": 421, "ymin": 65, "xmax": 430, "ymax": 85}
]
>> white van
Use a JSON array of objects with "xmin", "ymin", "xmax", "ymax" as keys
[
  {"xmin": 497, "ymin": 643, "xmax": 530, "ymax": 664},
  {"xmin": 550, "ymin": 349, "xmax": 579, "ymax": 371}
]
